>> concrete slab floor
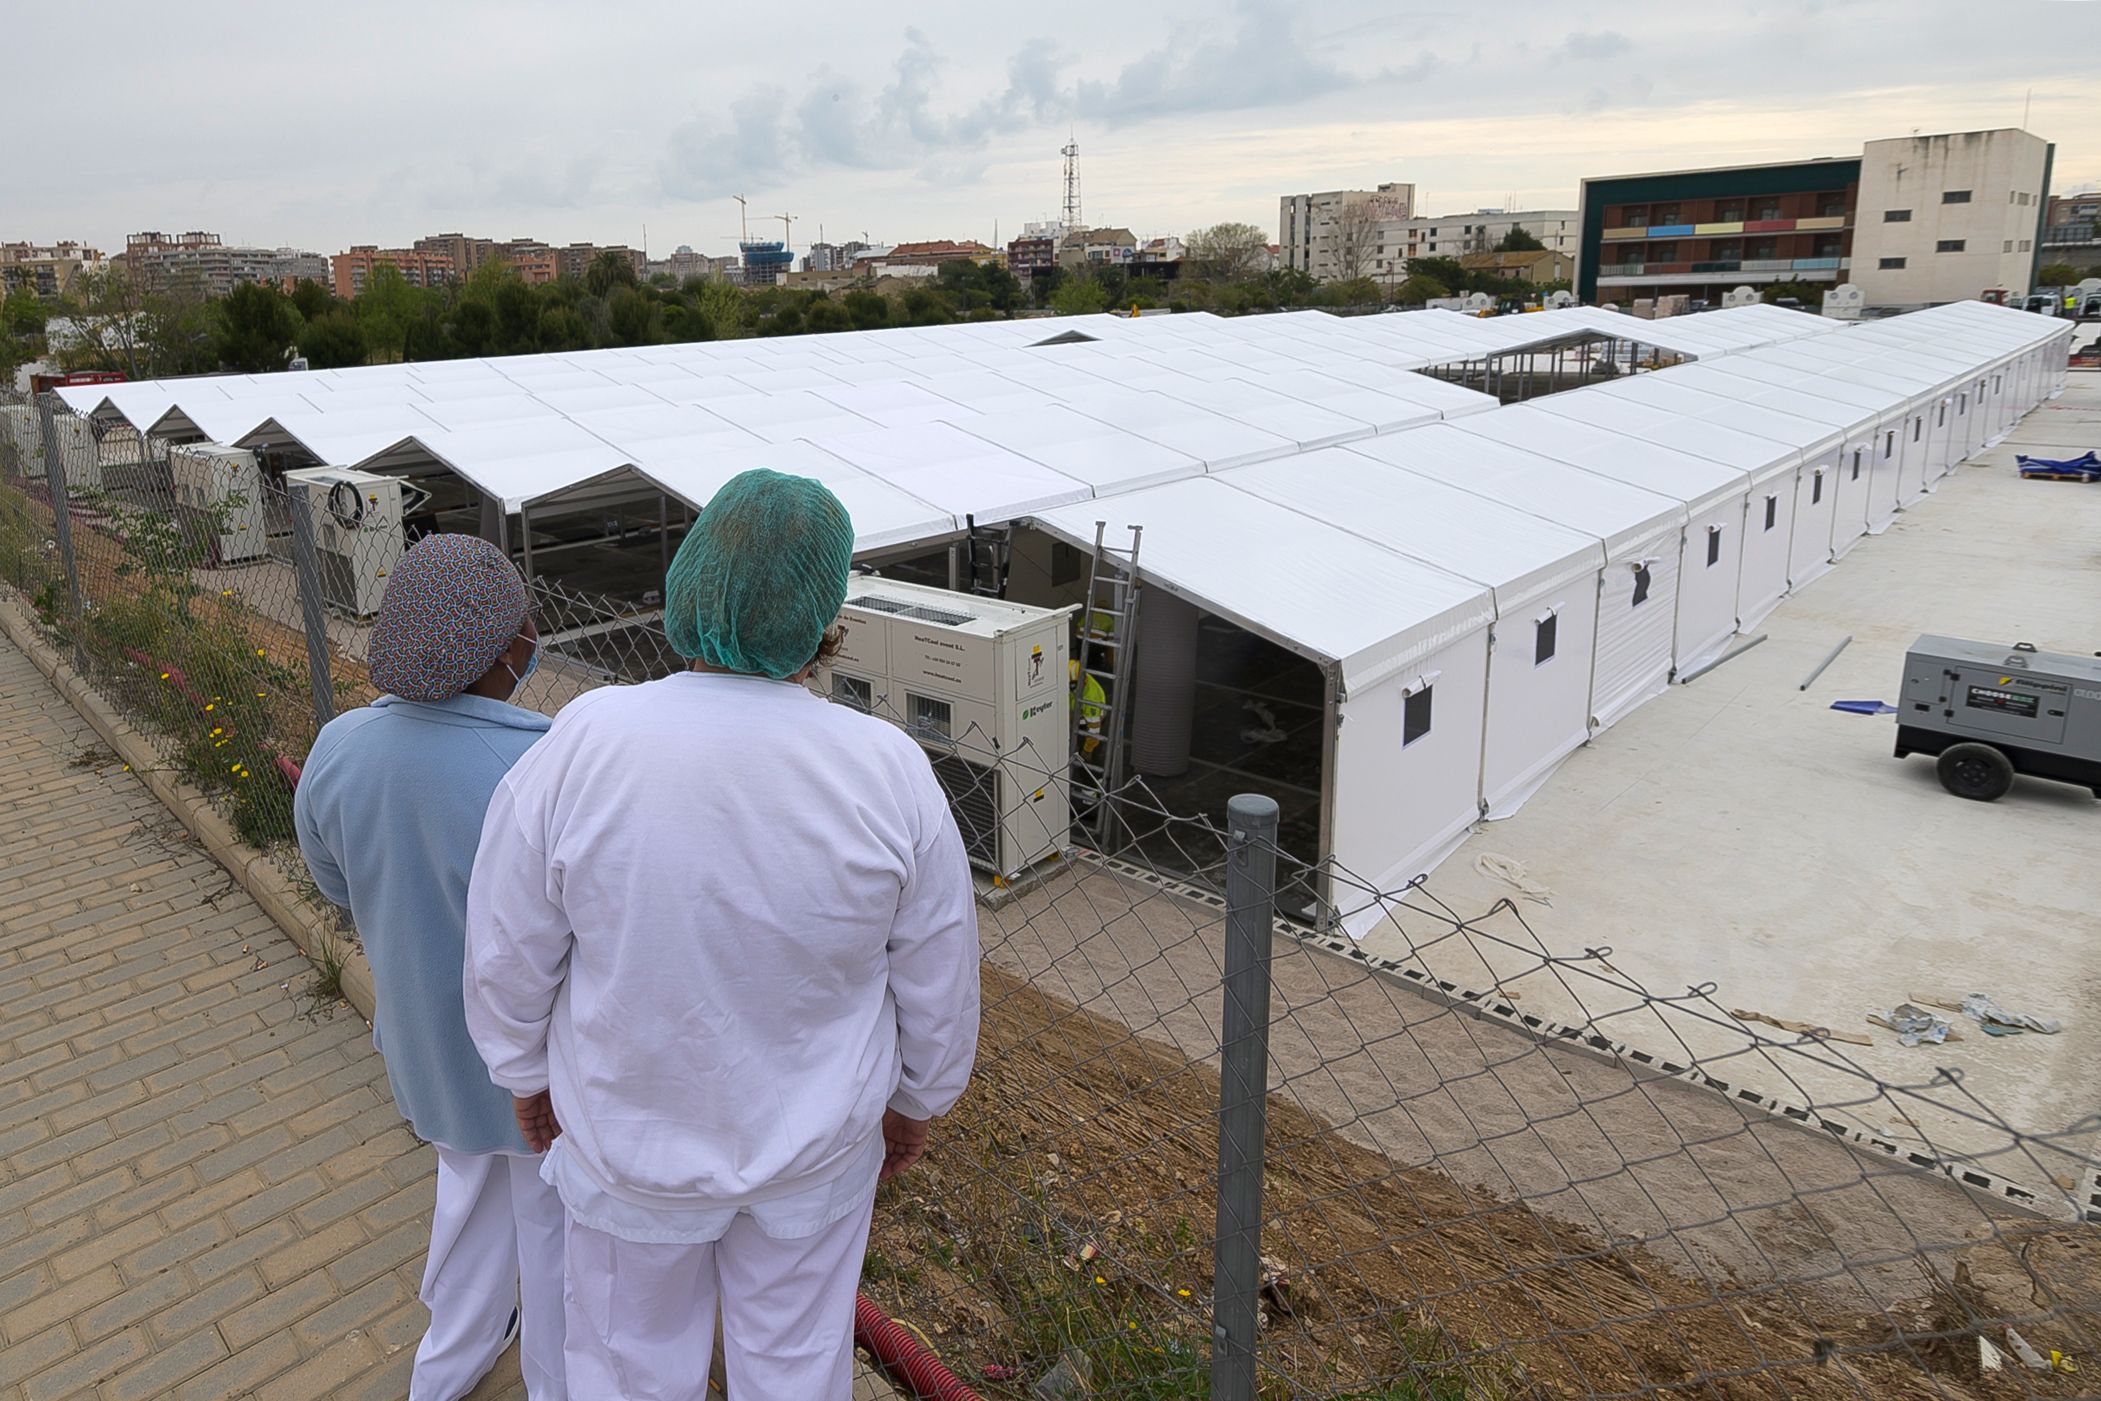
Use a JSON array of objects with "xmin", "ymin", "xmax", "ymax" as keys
[{"xmin": 1356, "ymin": 374, "xmax": 2101, "ymax": 1200}]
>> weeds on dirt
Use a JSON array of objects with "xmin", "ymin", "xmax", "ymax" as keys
[{"xmin": 299, "ymin": 926, "xmax": 348, "ymax": 1019}]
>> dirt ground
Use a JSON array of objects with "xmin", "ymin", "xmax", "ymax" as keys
[{"xmin": 864, "ymin": 964, "xmax": 2099, "ymax": 1399}]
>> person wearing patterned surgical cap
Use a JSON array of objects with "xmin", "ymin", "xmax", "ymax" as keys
[
  {"xmin": 294, "ymin": 534, "xmax": 568, "ymax": 1400},
  {"xmin": 463, "ymin": 470, "xmax": 980, "ymax": 1400}
]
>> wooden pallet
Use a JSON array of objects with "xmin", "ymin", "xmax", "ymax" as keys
[{"xmin": 2019, "ymin": 470, "xmax": 2101, "ymax": 482}]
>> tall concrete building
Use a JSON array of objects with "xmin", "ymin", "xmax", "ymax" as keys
[
  {"xmin": 1362, "ymin": 209, "xmax": 1578, "ymax": 282},
  {"xmin": 1278, "ymin": 182, "xmax": 1415, "ymax": 280},
  {"xmin": 1850, "ymin": 129, "xmax": 2052, "ymax": 307},
  {"xmin": 414, "ymin": 233, "xmax": 498, "ymax": 277}
]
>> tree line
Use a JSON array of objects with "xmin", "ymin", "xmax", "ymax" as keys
[{"xmin": 2, "ymin": 227, "xmax": 1580, "ymax": 382}]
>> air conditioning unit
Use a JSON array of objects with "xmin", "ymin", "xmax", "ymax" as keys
[
  {"xmin": 169, "ymin": 444, "xmax": 268, "ymax": 565},
  {"xmin": 283, "ymin": 467, "xmax": 405, "ymax": 618},
  {"xmin": 821, "ymin": 578, "xmax": 1075, "ymax": 880},
  {"xmin": 48, "ymin": 412, "xmax": 102, "ymax": 492},
  {"xmin": 0, "ymin": 405, "xmax": 41, "ymax": 479}
]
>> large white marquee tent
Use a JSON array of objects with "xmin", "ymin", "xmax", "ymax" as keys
[{"xmin": 44, "ymin": 299, "xmax": 2073, "ymax": 932}]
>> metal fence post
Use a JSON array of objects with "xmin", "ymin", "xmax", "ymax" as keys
[
  {"xmin": 37, "ymin": 397, "xmax": 82, "ymax": 620},
  {"xmin": 283, "ymin": 484, "xmax": 337, "ymax": 731},
  {"xmin": 1212, "ymin": 792, "xmax": 1279, "ymax": 1401}
]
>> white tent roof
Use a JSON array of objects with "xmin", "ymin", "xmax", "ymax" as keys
[
  {"xmin": 1353, "ymin": 423, "xmax": 1686, "ymax": 557},
  {"xmin": 1461, "ymin": 407, "xmax": 1749, "ymax": 516},
  {"xmin": 1525, "ymin": 392, "xmax": 1804, "ymax": 489},
  {"xmin": 628, "ymin": 440, "xmax": 955, "ymax": 555},
  {"xmin": 1029, "ymin": 477, "xmax": 1494, "ymax": 687},
  {"xmin": 949, "ymin": 406, "xmax": 1204, "ymax": 494},
  {"xmin": 1222, "ymin": 448, "xmax": 1605, "ymax": 615},
  {"xmin": 806, "ymin": 422, "xmax": 1093, "ymax": 524}
]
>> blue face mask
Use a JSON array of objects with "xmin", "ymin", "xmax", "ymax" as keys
[{"xmin": 505, "ymin": 635, "xmax": 539, "ymax": 700}]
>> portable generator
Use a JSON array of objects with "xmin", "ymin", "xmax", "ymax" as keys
[{"xmin": 1894, "ymin": 635, "xmax": 2101, "ymax": 801}]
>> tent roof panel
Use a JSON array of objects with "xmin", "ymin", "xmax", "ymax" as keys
[
  {"xmin": 948, "ymin": 406, "xmax": 1204, "ymax": 493},
  {"xmin": 1224, "ymin": 447, "xmax": 1605, "ymax": 612},
  {"xmin": 627, "ymin": 440, "xmax": 955, "ymax": 554},
  {"xmin": 808, "ymin": 421, "xmax": 1093, "ymax": 523},
  {"xmin": 1354, "ymin": 423, "xmax": 1686, "ymax": 555},
  {"xmin": 1030, "ymin": 477, "xmax": 1493, "ymax": 687}
]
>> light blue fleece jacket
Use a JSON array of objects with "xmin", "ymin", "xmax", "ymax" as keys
[{"xmin": 293, "ymin": 693, "xmax": 552, "ymax": 1155}]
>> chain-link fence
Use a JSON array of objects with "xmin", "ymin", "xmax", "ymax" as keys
[{"xmin": 1, "ymin": 388, "xmax": 2095, "ymax": 1401}]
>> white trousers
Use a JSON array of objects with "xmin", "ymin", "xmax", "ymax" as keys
[
  {"xmin": 561, "ymin": 1191, "xmax": 877, "ymax": 1401},
  {"xmin": 412, "ymin": 1147, "xmax": 568, "ymax": 1400}
]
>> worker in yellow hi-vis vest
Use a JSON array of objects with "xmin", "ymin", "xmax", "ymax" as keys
[{"xmin": 1070, "ymin": 659, "xmax": 1106, "ymax": 757}]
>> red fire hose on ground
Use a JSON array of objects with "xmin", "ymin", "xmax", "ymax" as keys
[{"xmin": 854, "ymin": 1294, "xmax": 986, "ymax": 1401}]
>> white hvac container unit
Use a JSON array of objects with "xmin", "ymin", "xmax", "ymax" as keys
[
  {"xmin": 168, "ymin": 444, "xmax": 268, "ymax": 565},
  {"xmin": 29, "ymin": 411, "xmax": 104, "ymax": 491},
  {"xmin": 283, "ymin": 467, "xmax": 406, "ymax": 618},
  {"xmin": 824, "ymin": 578, "xmax": 1074, "ymax": 881},
  {"xmin": 1, "ymin": 404, "xmax": 42, "ymax": 479}
]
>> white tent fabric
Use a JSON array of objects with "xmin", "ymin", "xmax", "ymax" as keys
[
  {"xmin": 1347, "ymin": 423, "xmax": 1686, "ymax": 734},
  {"xmin": 1522, "ymin": 391, "xmax": 1806, "ymax": 632},
  {"xmin": 1224, "ymin": 447, "xmax": 1605, "ymax": 818},
  {"xmin": 1030, "ymin": 477, "xmax": 1496, "ymax": 930}
]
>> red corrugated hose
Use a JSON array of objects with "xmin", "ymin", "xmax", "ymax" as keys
[{"xmin": 854, "ymin": 1293, "xmax": 985, "ymax": 1401}]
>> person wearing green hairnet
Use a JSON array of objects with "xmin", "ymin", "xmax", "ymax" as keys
[{"xmin": 462, "ymin": 469, "xmax": 981, "ymax": 1400}]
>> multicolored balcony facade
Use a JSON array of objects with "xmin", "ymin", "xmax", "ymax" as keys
[{"xmin": 1577, "ymin": 157, "xmax": 1863, "ymax": 304}]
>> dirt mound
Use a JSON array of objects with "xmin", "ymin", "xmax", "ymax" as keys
[{"xmin": 865, "ymin": 967, "xmax": 2098, "ymax": 1398}]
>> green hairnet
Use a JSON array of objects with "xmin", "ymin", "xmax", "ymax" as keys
[{"xmin": 664, "ymin": 468, "xmax": 855, "ymax": 678}]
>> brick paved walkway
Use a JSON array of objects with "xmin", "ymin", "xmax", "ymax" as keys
[{"xmin": 0, "ymin": 629, "xmax": 525, "ymax": 1400}]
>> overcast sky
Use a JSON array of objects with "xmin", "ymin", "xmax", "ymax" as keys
[{"xmin": 14, "ymin": 0, "xmax": 2101, "ymax": 259}]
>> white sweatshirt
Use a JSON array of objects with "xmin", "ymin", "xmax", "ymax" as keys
[{"xmin": 463, "ymin": 671, "xmax": 980, "ymax": 1228}]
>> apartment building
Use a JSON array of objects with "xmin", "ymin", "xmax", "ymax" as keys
[
  {"xmin": 1577, "ymin": 128, "xmax": 2053, "ymax": 309},
  {"xmin": 330, "ymin": 246, "xmax": 457, "ymax": 298},
  {"xmin": 1278, "ymin": 182, "xmax": 1416, "ymax": 279},
  {"xmin": 0, "ymin": 242, "xmax": 107, "ymax": 298},
  {"xmin": 126, "ymin": 232, "xmax": 327, "ymax": 296}
]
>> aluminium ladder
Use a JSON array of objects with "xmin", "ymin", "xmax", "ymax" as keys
[{"xmin": 1071, "ymin": 521, "xmax": 1143, "ymax": 849}]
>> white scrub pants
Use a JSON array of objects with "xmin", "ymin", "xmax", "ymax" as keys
[
  {"xmin": 561, "ymin": 1191, "xmax": 878, "ymax": 1401},
  {"xmin": 413, "ymin": 1147, "xmax": 568, "ymax": 1400}
]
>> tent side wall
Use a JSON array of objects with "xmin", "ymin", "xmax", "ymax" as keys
[
  {"xmin": 1674, "ymin": 499, "xmax": 1745, "ymax": 669},
  {"xmin": 1735, "ymin": 469, "xmax": 1798, "ymax": 628},
  {"xmin": 1482, "ymin": 574, "xmax": 1601, "ymax": 818},
  {"xmin": 1332, "ymin": 627, "xmax": 1492, "ymax": 936},
  {"xmin": 1589, "ymin": 524, "xmax": 1682, "ymax": 731},
  {"xmin": 1787, "ymin": 444, "xmax": 1842, "ymax": 589}
]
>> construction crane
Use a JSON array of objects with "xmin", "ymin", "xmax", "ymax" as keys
[
  {"xmin": 774, "ymin": 213, "xmax": 796, "ymax": 249},
  {"xmin": 732, "ymin": 194, "xmax": 750, "ymax": 243}
]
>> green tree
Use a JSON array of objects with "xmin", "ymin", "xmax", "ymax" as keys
[
  {"xmin": 352, "ymin": 265, "xmax": 436, "ymax": 363},
  {"xmin": 299, "ymin": 311, "xmax": 368, "ymax": 369},
  {"xmin": 606, "ymin": 287, "xmax": 662, "ymax": 345},
  {"xmin": 289, "ymin": 279, "xmax": 336, "ymax": 322},
  {"xmin": 803, "ymin": 298, "xmax": 853, "ymax": 334},
  {"xmin": 1405, "ymin": 257, "xmax": 1469, "ymax": 295},
  {"xmin": 1495, "ymin": 226, "xmax": 1546, "ymax": 252},
  {"xmin": 586, "ymin": 250, "xmax": 639, "ymax": 297},
  {"xmin": 1185, "ymin": 222, "xmax": 1269, "ymax": 283},
  {"xmin": 2037, "ymin": 262, "xmax": 2081, "ymax": 287},
  {"xmin": 1048, "ymin": 275, "xmax": 1112, "ymax": 316},
  {"xmin": 842, "ymin": 290, "xmax": 890, "ymax": 330},
  {"xmin": 214, "ymin": 282, "xmax": 304, "ymax": 372},
  {"xmin": 537, "ymin": 306, "xmax": 591, "ymax": 350},
  {"xmin": 1392, "ymin": 273, "xmax": 1448, "ymax": 305},
  {"xmin": 1760, "ymin": 280, "xmax": 1827, "ymax": 306}
]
